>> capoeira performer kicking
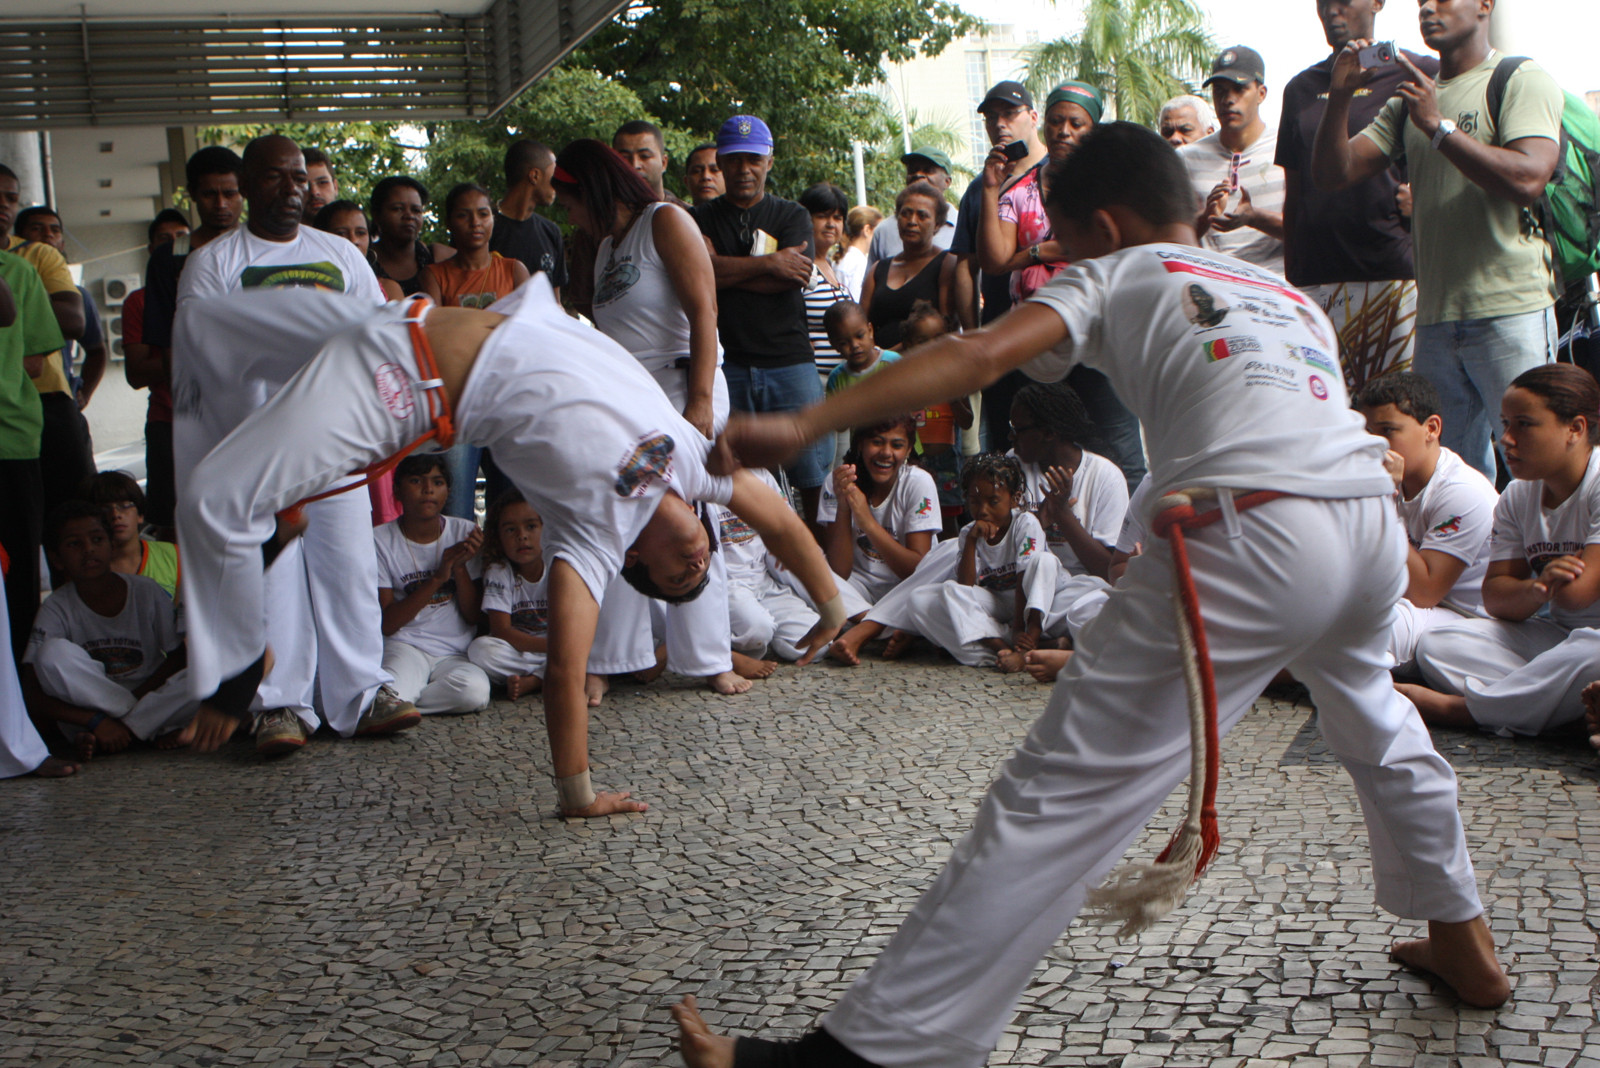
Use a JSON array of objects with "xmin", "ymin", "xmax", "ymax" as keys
[
  {"xmin": 172, "ymin": 278, "xmax": 845, "ymax": 817},
  {"xmin": 675, "ymin": 123, "xmax": 1507, "ymax": 1068}
]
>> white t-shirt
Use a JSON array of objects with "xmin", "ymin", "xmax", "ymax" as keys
[
  {"xmin": 818, "ymin": 464, "xmax": 942, "ymax": 595},
  {"xmin": 1015, "ymin": 450, "xmax": 1128, "ymax": 574},
  {"xmin": 462, "ymin": 279, "xmax": 735, "ymax": 602},
  {"xmin": 961, "ymin": 511, "xmax": 1047, "ymax": 592},
  {"xmin": 1024, "ymin": 244, "xmax": 1393, "ymax": 515},
  {"xmin": 1489, "ymin": 448, "xmax": 1600, "ymax": 629},
  {"xmin": 1117, "ymin": 475, "xmax": 1154, "ymax": 555},
  {"xmin": 1177, "ymin": 128, "xmax": 1286, "ymax": 274},
  {"xmin": 24, "ymin": 574, "xmax": 181, "ymax": 690},
  {"xmin": 374, "ymin": 516, "xmax": 483, "ymax": 657},
  {"xmin": 1396, "ymin": 447, "xmax": 1498, "ymax": 616},
  {"xmin": 836, "ymin": 246, "xmax": 868, "ymax": 301},
  {"xmin": 172, "ymin": 226, "xmax": 384, "ymax": 498},
  {"xmin": 593, "ymin": 202, "xmax": 722, "ymax": 375},
  {"xmin": 710, "ymin": 467, "xmax": 782, "ymax": 591},
  {"xmin": 480, "ymin": 560, "xmax": 549, "ymax": 636}
]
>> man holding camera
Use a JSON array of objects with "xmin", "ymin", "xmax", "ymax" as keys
[
  {"xmin": 1277, "ymin": 0, "xmax": 1437, "ymax": 392},
  {"xmin": 1311, "ymin": 0, "xmax": 1564, "ymax": 480}
]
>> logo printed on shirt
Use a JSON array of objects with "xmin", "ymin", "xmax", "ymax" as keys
[
  {"xmin": 1284, "ymin": 343, "xmax": 1339, "ymax": 375},
  {"xmin": 1020, "ymin": 535, "xmax": 1037, "ymax": 557},
  {"xmin": 1309, "ymin": 374, "xmax": 1329, "ymax": 401},
  {"xmin": 82, "ymin": 639, "xmax": 146, "ymax": 680},
  {"xmin": 1431, "ymin": 515, "xmax": 1464, "ymax": 536},
  {"xmin": 914, "ymin": 498, "xmax": 934, "ymax": 516},
  {"xmin": 594, "ymin": 259, "xmax": 641, "ymax": 307},
  {"xmin": 374, "ymin": 362, "xmax": 416, "ymax": 420},
  {"xmin": 238, "ymin": 261, "xmax": 346, "ymax": 291},
  {"xmin": 1457, "ymin": 110, "xmax": 1480, "ymax": 136},
  {"xmin": 614, "ymin": 433, "xmax": 676, "ymax": 498},
  {"xmin": 511, "ymin": 605, "xmax": 549, "ymax": 634},
  {"xmin": 403, "ymin": 572, "xmax": 455, "ymax": 606}
]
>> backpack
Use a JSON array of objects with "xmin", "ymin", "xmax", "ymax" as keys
[{"xmin": 1484, "ymin": 56, "xmax": 1600, "ymax": 290}]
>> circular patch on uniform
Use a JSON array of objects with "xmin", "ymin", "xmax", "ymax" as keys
[
  {"xmin": 1308, "ymin": 374, "xmax": 1329, "ymax": 401},
  {"xmin": 374, "ymin": 362, "xmax": 416, "ymax": 420}
]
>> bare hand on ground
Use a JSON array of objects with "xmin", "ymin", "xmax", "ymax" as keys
[{"xmin": 563, "ymin": 789, "xmax": 648, "ymax": 817}]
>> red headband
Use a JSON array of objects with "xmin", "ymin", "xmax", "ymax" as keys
[{"xmin": 551, "ymin": 164, "xmax": 576, "ymax": 185}]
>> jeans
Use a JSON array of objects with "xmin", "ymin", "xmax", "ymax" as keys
[
  {"xmin": 439, "ymin": 443, "xmax": 481, "ymax": 520},
  {"xmin": 1413, "ymin": 307, "xmax": 1556, "ymax": 479},
  {"xmin": 1067, "ymin": 366, "xmax": 1147, "ymax": 493},
  {"xmin": 723, "ymin": 359, "xmax": 832, "ymax": 490}
]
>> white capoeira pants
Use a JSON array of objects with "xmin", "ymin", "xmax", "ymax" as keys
[
  {"xmin": 381, "ymin": 640, "xmax": 491, "ymax": 715},
  {"xmin": 1388, "ymin": 598, "xmax": 1479, "ymax": 672},
  {"xmin": 30, "ymin": 638, "xmax": 198, "ymax": 741},
  {"xmin": 1414, "ymin": 616, "xmax": 1600, "ymax": 735},
  {"xmin": 821, "ymin": 495, "xmax": 1482, "ymax": 1068},
  {"xmin": 729, "ymin": 575, "xmax": 820, "ymax": 661},
  {"xmin": 901, "ymin": 555, "xmax": 1058, "ymax": 667},
  {"xmin": 0, "ymin": 577, "xmax": 52, "ymax": 777},
  {"xmin": 467, "ymin": 635, "xmax": 547, "ymax": 684},
  {"xmin": 250, "ymin": 488, "xmax": 390, "ymax": 735},
  {"xmin": 584, "ymin": 553, "xmax": 737, "ymax": 678}
]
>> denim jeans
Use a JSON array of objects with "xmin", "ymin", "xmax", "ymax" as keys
[
  {"xmin": 440, "ymin": 442, "xmax": 481, "ymax": 520},
  {"xmin": 1412, "ymin": 307, "xmax": 1556, "ymax": 478},
  {"xmin": 723, "ymin": 359, "xmax": 832, "ymax": 490}
]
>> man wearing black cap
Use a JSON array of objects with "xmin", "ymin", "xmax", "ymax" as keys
[
  {"xmin": 1276, "ymin": 0, "xmax": 1436, "ymax": 392},
  {"xmin": 867, "ymin": 147, "xmax": 959, "ymax": 263},
  {"xmin": 1178, "ymin": 45, "xmax": 1286, "ymax": 274}
]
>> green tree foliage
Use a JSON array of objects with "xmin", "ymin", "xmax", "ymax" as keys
[
  {"xmin": 1023, "ymin": 0, "xmax": 1215, "ymax": 128},
  {"xmin": 194, "ymin": 121, "xmax": 416, "ymax": 211}
]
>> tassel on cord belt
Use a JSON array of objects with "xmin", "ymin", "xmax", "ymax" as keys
[{"xmin": 1086, "ymin": 487, "xmax": 1286, "ymax": 938}]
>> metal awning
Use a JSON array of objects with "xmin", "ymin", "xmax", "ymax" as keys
[{"xmin": 0, "ymin": 0, "xmax": 630, "ymax": 129}]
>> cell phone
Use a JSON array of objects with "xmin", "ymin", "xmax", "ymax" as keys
[
  {"xmin": 1358, "ymin": 41, "xmax": 1396, "ymax": 67},
  {"xmin": 1001, "ymin": 139, "xmax": 1030, "ymax": 161}
]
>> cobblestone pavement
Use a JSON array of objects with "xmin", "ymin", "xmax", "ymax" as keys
[{"xmin": 3, "ymin": 652, "xmax": 1597, "ymax": 1068}]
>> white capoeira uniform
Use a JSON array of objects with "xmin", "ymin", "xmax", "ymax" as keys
[
  {"xmin": 1386, "ymin": 446, "xmax": 1497, "ymax": 669},
  {"xmin": 174, "ymin": 225, "xmax": 391, "ymax": 736},
  {"xmin": 23, "ymin": 574, "xmax": 197, "ymax": 741},
  {"xmin": 0, "ymin": 575, "xmax": 55, "ymax": 777},
  {"xmin": 1413, "ymin": 448, "xmax": 1600, "ymax": 735},
  {"xmin": 901, "ymin": 512, "xmax": 1051, "ymax": 667},
  {"xmin": 818, "ymin": 244, "xmax": 1483, "ymax": 1068},
  {"xmin": 818, "ymin": 465, "xmax": 943, "ymax": 608},
  {"xmin": 718, "ymin": 468, "xmax": 822, "ymax": 662},
  {"xmin": 1015, "ymin": 450, "xmax": 1127, "ymax": 643},
  {"xmin": 373, "ymin": 516, "xmax": 491, "ymax": 715},
  {"xmin": 468, "ymin": 560, "xmax": 550, "ymax": 684},
  {"xmin": 175, "ymin": 279, "xmax": 734, "ymax": 705}
]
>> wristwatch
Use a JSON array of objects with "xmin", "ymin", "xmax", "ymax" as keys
[
  {"xmin": 1028, "ymin": 244, "xmax": 1042, "ymax": 263},
  {"xmin": 1430, "ymin": 118, "xmax": 1457, "ymax": 150}
]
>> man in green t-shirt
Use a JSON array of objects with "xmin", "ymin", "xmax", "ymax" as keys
[
  {"xmin": 1309, "ymin": 0, "xmax": 1564, "ymax": 479},
  {"xmin": 0, "ymin": 248, "xmax": 66, "ymax": 661}
]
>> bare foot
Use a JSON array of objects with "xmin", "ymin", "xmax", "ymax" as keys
[
  {"xmin": 731, "ymin": 651, "xmax": 777, "ymax": 680},
  {"xmin": 827, "ymin": 636, "xmax": 862, "ymax": 666},
  {"xmin": 672, "ymin": 995, "xmax": 735, "ymax": 1068},
  {"xmin": 882, "ymin": 630, "xmax": 914, "ymax": 659},
  {"xmin": 75, "ymin": 731, "xmax": 97, "ymax": 763},
  {"xmin": 507, "ymin": 673, "xmax": 542, "ymax": 700},
  {"xmin": 188, "ymin": 705, "xmax": 242, "ymax": 753},
  {"xmin": 1391, "ymin": 916, "xmax": 1510, "ymax": 1008},
  {"xmin": 584, "ymin": 673, "xmax": 609, "ymax": 708},
  {"xmin": 29, "ymin": 755, "xmax": 79, "ymax": 777},
  {"xmin": 154, "ymin": 727, "xmax": 190, "ymax": 750},
  {"xmin": 94, "ymin": 717, "xmax": 134, "ymax": 755},
  {"xmin": 994, "ymin": 648, "xmax": 1025, "ymax": 673},
  {"xmin": 1396, "ymin": 682, "xmax": 1477, "ymax": 728},
  {"xmin": 1582, "ymin": 680, "xmax": 1600, "ymax": 751},
  {"xmin": 562, "ymin": 789, "xmax": 648, "ymax": 817},
  {"xmin": 707, "ymin": 670, "xmax": 754, "ymax": 695},
  {"xmin": 1024, "ymin": 648, "xmax": 1071, "ymax": 684}
]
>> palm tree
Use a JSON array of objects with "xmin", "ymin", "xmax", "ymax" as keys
[{"xmin": 1022, "ymin": 0, "xmax": 1216, "ymax": 128}]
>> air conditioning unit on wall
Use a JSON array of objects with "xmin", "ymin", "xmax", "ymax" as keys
[{"xmin": 101, "ymin": 274, "xmax": 141, "ymax": 307}]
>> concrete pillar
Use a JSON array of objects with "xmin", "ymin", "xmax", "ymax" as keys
[{"xmin": 0, "ymin": 131, "xmax": 47, "ymax": 208}]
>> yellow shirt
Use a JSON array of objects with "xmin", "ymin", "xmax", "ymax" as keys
[{"xmin": 5, "ymin": 235, "xmax": 73, "ymax": 394}]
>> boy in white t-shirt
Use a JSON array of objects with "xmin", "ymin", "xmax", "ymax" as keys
[
  {"xmin": 22, "ymin": 503, "xmax": 197, "ymax": 759},
  {"xmin": 468, "ymin": 489, "xmax": 551, "ymax": 699},
  {"xmin": 168, "ymin": 279, "xmax": 846, "ymax": 819},
  {"xmin": 681, "ymin": 122, "xmax": 1506, "ymax": 1065},
  {"xmin": 1353, "ymin": 372, "xmax": 1498, "ymax": 670},
  {"xmin": 374, "ymin": 455, "xmax": 490, "ymax": 715},
  {"xmin": 714, "ymin": 467, "xmax": 824, "ymax": 663}
]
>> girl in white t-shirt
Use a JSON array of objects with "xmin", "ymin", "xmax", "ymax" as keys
[
  {"xmin": 467, "ymin": 490, "xmax": 549, "ymax": 700},
  {"xmin": 1009, "ymin": 379, "xmax": 1128, "ymax": 577},
  {"xmin": 902, "ymin": 454, "xmax": 1050, "ymax": 670},
  {"xmin": 1404, "ymin": 365, "xmax": 1600, "ymax": 736},
  {"xmin": 818, "ymin": 415, "xmax": 942, "ymax": 619}
]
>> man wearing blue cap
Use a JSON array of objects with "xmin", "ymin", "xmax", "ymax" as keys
[{"xmin": 693, "ymin": 114, "xmax": 833, "ymax": 523}]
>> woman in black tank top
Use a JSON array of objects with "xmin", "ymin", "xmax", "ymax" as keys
[{"xmin": 861, "ymin": 181, "xmax": 958, "ymax": 351}]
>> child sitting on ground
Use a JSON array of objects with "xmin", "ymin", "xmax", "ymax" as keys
[
  {"xmin": 81, "ymin": 470, "xmax": 181, "ymax": 598},
  {"xmin": 22, "ymin": 502, "xmax": 196, "ymax": 757},
  {"xmin": 1353, "ymin": 372, "xmax": 1498, "ymax": 672},
  {"xmin": 374, "ymin": 454, "xmax": 491, "ymax": 715},
  {"xmin": 897, "ymin": 300, "xmax": 973, "ymax": 538},
  {"xmin": 823, "ymin": 300, "xmax": 899, "ymax": 466},
  {"xmin": 715, "ymin": 466, "xmax": 827, "ymax": 662},
  {"xmin": 819, "ymin": 414, "xmax": 942, "ymax": 620},
  {"xmin": 900, "ymin": 454, "xmax": 1049, "ymax": 671},
  {"xmin": 467, "ymin": 489, "xmax": 549, "ymax": 699}
]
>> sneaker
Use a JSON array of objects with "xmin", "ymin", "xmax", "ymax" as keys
[
  {"xmin": 255, "ymin": 709, "xmax": 311, "ymax": 755},
  {"xmin": 356, "ymin": 685, "xmax": 421, "ymax": 737}
]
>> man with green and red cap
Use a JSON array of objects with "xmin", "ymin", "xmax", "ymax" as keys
[{"xmin": 867, "ymin": 146, "xmax": 959, "ymax": 263}]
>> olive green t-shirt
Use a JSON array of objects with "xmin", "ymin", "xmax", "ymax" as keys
[
  {"xmin": 1359, "ymin": 52, "xmax": 1563, "ymax": 326},
  {"xmin": 0, "ymin": 249, "xmax": 61, "ymax": 460}
]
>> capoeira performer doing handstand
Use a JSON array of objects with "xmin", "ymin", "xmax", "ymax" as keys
[
  {"xmin": 675, "ymin": 123, "xmax": 1507, "ymax": 1068},
  {"xmin": 171, "ymin": 278, "xmax": 845, "ymax": 817}
]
